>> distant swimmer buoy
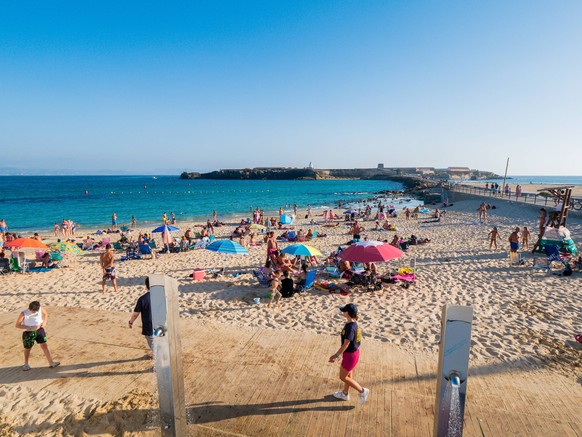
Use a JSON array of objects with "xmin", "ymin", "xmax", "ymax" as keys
[
  {"xmin": 144, "ymin": 185, "xmax": 147, "ymax": 189},
  {"xmin": 84, "ymin": 190, "xmax": 88, "ymax": 195}
]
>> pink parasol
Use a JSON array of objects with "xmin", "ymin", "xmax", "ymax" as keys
[{"xmin": 338, "ymin": 241, "xmax": 403, "ymax": 263}]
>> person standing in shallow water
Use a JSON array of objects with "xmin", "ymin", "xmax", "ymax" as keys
[{"xmin": 329, "ymin": 303, "xmax": 369, "ymax": 405}]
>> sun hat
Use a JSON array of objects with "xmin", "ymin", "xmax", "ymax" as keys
[{"xmin": 339, "ymin": 303, "xmax": 358, "ymax": 317}]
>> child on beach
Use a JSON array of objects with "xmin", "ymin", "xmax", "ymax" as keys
[
  {"xmin": 488, "ymin": 227, "xmax": 500, "ymax": 249},
  {"xmin": 268, "ymin": 270, "xmax": 282, "ymax": 307},
  {"xmin": 521, "ymin": 227, "xmax": 530, "ymax": 250}
]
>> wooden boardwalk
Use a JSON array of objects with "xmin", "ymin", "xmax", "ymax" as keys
[{"xmin": 1, "ymin": 307, "xmax": 580, "ymax": 436}]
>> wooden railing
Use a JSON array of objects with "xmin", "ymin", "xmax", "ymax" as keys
[{"xmin": 448, "ymin": 183, "xmax": 582, "ymax": 214}]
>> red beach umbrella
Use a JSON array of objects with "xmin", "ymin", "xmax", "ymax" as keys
[
  {"xmin": 4, "ymin": 238, "xmax": 49, "ymax": 250},
  {"xmin": 339, "ymin": 241, "xmax": 403, "ymax": 263}
]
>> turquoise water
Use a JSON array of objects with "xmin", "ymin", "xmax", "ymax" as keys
[{"xmin": 0, "ymin": 176, "xmax": 405, "ymax": 231}]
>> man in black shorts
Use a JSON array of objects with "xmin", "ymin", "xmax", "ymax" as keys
[
  {"xmin": 15, "ymin": 301, "xmax": 60, "ymax": 371},
  {"xmin": 129, "ymin": 277, "xmax": 154, "ymax": 358}
]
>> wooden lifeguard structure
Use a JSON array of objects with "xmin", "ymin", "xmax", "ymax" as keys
[
  {"xmin": 538, "ymin": 186, "xmax": 573, "ymax": 228},
  {"xmin": 532, "ymin": 186, "xmax": 573, "ymax": 252}
]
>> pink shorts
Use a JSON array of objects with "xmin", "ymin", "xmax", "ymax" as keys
[{"xmin": 341, "ymin": 349, "xmax": 360, "ymax": 371}]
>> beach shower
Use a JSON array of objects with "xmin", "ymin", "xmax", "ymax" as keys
[
  {"xmin": 434, "ymin": 305, "xmax": 473, "ymax": 437},
  {"xmin": 149, "ymin": 275, "xmax": 187, "ymax": 436}
]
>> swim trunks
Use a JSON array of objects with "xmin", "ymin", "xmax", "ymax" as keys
[
  {"xmin": 22, "ymin": 328, "xmax": 47, "ymax": 349},
  {"xmin": 103, "ymin": 267, "xmax": 116, "ymax": 280},
  {"xmin": 510, "ymin": 242, "xmax": 519, "ymax": 251},
  {"xmin": 0, "ymin": 227, "xmax": 6, "ymax": 232}
]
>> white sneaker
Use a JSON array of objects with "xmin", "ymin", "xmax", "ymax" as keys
[
  {"xmin": 333, "ymin": 391, "xmax": 349, "ymax": 401},
  {"xmin": 359, "ymin": 388, "xmax": 369, "ymax": 405}
]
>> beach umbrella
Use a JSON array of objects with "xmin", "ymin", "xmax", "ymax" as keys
[
  {"xmin": 339, "ymin": 241, "xmax": 403, "ymax": 263},
  {"xmin": 279, "ymin": 214, "xmax": 294, "ymax": 225},
  {"xmin": 49, "ymin": 241, "xmax": 84, "ymax": 255},
  {"xmin": 281, "ymin": 244, "xmax": 322, "ymax": 257},
  {"xmin": 205, "ymin": 240, "xmax": 249, "ymax": 255},
  {"xmin": 152, "ymin": 225, "xmax": 180, "ymax": 233},
  {"xmin": 343, "ymin": 209, "xmax": 358, "ymax": 215},
  {"xmin": 249, "ymin": 224, "xmax": 266, "ymax": 231},
  {"xmin": 4, "ymin": 238, "xmax": 48, "ymax": 250}
]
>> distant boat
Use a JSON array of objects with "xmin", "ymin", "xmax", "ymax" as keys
[{"xmin": 152, "ymin": 176, "xmax": 157, "ymax": 179}]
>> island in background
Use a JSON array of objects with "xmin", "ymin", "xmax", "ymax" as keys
[{"xmin": 181, "ymin": 164, "xmax": 500, "ymax": 183}]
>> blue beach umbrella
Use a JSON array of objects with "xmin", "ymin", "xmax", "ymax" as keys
[
  {"xmin": 343, "ymin": 209, "xmax": 358, "ymax": 215},
  {"xmin": 281, "ymin": 244, "xmax": 322, "ymax": 257},
  {"xmin": 205, "ymin": 240, "xmax": 249, "ymax": 255},
  {"xmin": 152, "ymin": 225, "xmax": 180, "ymax": 233}
]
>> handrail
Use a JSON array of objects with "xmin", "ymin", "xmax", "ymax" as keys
[{"xmin": 447, "ymin": 183, "xmax": 582, "ymax": 213}]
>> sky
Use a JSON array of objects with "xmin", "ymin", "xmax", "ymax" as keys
[{"xmin": 1, "ymin": 1, "xmax": 581, "ymax": 176}]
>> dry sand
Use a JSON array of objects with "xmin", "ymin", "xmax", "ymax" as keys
[{"xmin": 1, "ymin": 198, "xmax": 581, "ymax": 435}]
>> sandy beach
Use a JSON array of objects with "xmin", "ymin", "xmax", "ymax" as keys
[{"xmin": 1, "ymin": 196, "xmax": 581, "ymax": 435}]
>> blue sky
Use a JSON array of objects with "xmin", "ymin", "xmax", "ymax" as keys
[{"xmin": 1, "ymin": 1, "xmax": 581, "ymax": 175}]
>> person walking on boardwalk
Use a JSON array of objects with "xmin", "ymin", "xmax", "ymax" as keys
[
  {"xmin": 128, "ymin": 277, "xmax": 154, "ymax": 358},
  {"xmin": 15, "ymin": 301, "xmax": 60, "ymax": 371},
  {"xmin": 329, "ymin": 303, "xmax": 369, "ymax": 405}
]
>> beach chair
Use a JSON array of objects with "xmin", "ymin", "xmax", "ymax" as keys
[
  {"xmin": 296, "ymin": 270, "xmax": 317, "ymax": 293},
  {"xmin": 533, "ymin": 245, "xmax": 569, "ymax": 273},
  {"xmin": 252, "ymin": 270, "xmax": 272, "ymax": 287},
  {"xmin": 0, "ymin": 258, "xmax": 9, "ymax": 275},
  {"xmin": 325, "ymin": 266, "xmax": 342, "ymax": 278},
  {"xmin": 49, "ymin": 251, "xmax": 64, "ymax": 268},
  {"xmin": 139, "ymin": 244, "xmax": 153, "ymax": 259}
]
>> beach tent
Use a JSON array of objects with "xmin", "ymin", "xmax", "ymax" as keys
[
  {"xmin": 279, "ymin": 214, "xmax": 294, "ymax": 225},
  {"xmin": 539, "ymin": 226, "xmax": 577, "ymax": 254}
]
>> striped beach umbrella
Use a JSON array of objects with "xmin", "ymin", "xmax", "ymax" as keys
[
  {"xmin": 49, "ymin": 241, "xmax": 84, "ymax": 255},
  {"xmin": 205, "ymin": 240, "xmax": 249, "ymax": 255},
  {"xmin": 281, "ymin": 244, "xmax": 322, "ymax": 257}
]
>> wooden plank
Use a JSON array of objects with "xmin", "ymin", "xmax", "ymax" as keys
[
  {"xmin": 1, "ymin": 307, "xmax": 582, "ymax": 437},
  {"xmin": 280, "ymin": 332, "xmax": 333, "ymax": 437}
]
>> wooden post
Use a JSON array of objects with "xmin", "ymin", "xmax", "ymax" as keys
[
  {"xmin": 501, "ymin": 158, "xmax": 509, "ymax": 198},
  {"xmin": 149, "ymin": 275, "xmax": 187, "ymax": 437}
]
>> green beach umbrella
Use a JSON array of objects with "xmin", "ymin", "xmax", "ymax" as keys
[{"xmin": 49, "ymin": 241, "xmax": 84, "ymax": 255}]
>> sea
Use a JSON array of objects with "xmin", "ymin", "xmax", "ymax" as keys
[
  {"xmin": 0, "ymin": 176, "xmax": 414, "ymax": 232},
  {"xmin": 2, "ymin": 175, "xmax": 579, "ymax": 233}
]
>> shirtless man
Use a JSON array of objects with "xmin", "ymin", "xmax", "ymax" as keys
[
  {"xmin": 266, "ymin": 231, "xmax": 278, "ymax": 262},
  {"xmin": 100, "ymin": 244, "xmax": 118, "ymax": 292},
  {"xmin": 350, "ymin": 221, "xmax": 364, "ymax": 242},
  {"xmin": 508, "ymin": 227, "xmax": 521, "ymax": 264}
]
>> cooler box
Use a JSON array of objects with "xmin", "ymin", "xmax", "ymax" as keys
[{"xmin": 192, "ymin": 269, "xmax": 205, "ymax": 281}]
